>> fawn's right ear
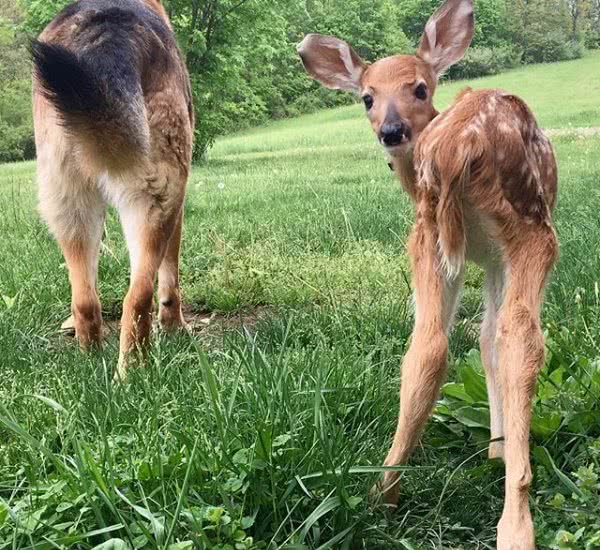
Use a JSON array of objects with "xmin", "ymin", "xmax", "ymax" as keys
[{"xmin": 297, "ymin": 34, "xmax": 366, "ymax": 94}]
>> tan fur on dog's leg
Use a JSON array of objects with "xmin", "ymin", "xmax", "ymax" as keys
[
  {"xmin": 61, "ymin": 237, "xmax": 103, "ymax": 348},
  {"xmin": 158, "ymin": 208, "xmax": 188, "ymax": 331},
  {"xmin": 114, "ymin": 197, "xmax": 181, "ymax": 381}
]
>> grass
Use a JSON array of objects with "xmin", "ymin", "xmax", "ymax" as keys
[{"xmin": 1, "ymin": 53, "xmax": 600, "ymax": 549}]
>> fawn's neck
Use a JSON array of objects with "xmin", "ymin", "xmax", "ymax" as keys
[
  {"xmin": 390, "ymin": 153, "xmax": 418, "ymax": 201},
  {"xmin": 389, "ymin": 108, "xmax": 440, "ymax": 201}
]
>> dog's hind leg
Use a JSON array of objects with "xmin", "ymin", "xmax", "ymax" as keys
[
  {"xmin": 158, "ymin": 207, "xmax": 188, "ymax": 331},
  {"xmin": 38, "ymin": 164, "xmax": 106, "ymax": 348},
  {"xmin": 113, "ymin": 173, "xmax": 185, "ymax": 380}
]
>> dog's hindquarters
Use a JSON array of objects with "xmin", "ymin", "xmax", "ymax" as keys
[
  {"xmin": 32, "ymin": 7, "xmax": 156, "ymax": 177},
  {"xmin": 33, "ymin": 1, "xmax": 194, "ymax": 370}
]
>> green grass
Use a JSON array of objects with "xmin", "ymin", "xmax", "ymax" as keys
[{"xmin": 1, "ymin": 54, "xmax": 600, "ymax": 549}]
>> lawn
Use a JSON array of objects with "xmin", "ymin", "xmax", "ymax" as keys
[{"xmin": 1, "ymin": 53, "xmax": 600, "ymax": 549}]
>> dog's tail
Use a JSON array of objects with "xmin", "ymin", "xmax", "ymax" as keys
[{"xmin": 32, "ymin": 14, "xmax": 150, "ymax": 173}]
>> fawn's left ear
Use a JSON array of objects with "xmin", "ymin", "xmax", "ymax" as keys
[{"xmin": 417, "ymin": 0, "xmax": 474, "ymax": 77}]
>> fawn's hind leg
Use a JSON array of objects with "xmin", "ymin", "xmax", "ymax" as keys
[
  {"xmin": 158, "ymin": 208, "xmax": 188, "ymax": 331},
  {"xmin": 496, "ymin": 227, "xmax": 557, "ymax": 550},
  {"xmin": 377, "ymin": 208, "xmax": 463, "ymax": 505},
  {"xmin": 38, "ymin": 167, "xmax": 106, "ymax": 348}
]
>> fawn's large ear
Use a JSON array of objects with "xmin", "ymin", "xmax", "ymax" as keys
[
  {"xmin": 417, "ymin": 0, "xmax": 474, "ymax": 76},
  {"xmin": 297, "ymin": 34, "xmax": 366, "ymax": 94}
]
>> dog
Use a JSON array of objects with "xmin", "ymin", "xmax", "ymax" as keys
[{"xmin": 32, "ymin": 0, "xmax": 194, "ymax": 380}]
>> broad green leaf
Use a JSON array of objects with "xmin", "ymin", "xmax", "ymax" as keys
[
  {"xmin": 452, "ymin": 406, "xmax": 490, "ymax": 430},
  {"xmin": 223, "ymin": 477, "xmax": 243, "ymax": 493},
  {"xmin": 460, "ymin": 353, "xmax": 488, "ymax": 402},
  {"xmin": 531, "ymin": 412, "xmax": 561, "ymax": 437},
  {"xmin": 567, "ymin": 411, "xmax": 600, "ymax": 434},
  {"xmin": 241, "ymin": 516, "xmax": 255, "ymax": 529},
  {"xmin": 442, "ymin": 383, "xmax": 474, "ymax": 403}
]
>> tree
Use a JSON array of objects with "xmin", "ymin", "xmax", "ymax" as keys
[
  {"xmin": 17, "ymin": 0, "xmax": 70, "ymax": 34},
  {"xmin": 565, "ymin": 0, "xmax": 592, "ymax": 35},
  {"xmin": 507, "ymin": 0, "xmax": 580, "ymax": 63},
  {"xmin": 0, "ymin": 2, "xmax": 35, "ymax": 162},
  {"xmin": 164, "ymin": 0, "xmax": 289, "ymax": 158}
]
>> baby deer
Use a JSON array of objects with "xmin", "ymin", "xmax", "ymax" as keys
[{"xmin": 298, "ymin": 0, "xmax": 558, "ymax": 548}]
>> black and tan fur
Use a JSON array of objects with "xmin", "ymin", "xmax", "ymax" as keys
[{"xmin": 32, "ymin": 0, "xmax": 194, "ymax": 380}]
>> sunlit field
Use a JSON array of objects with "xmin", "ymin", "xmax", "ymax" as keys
[{"xmin": 1, "ymin": 53, "xmax": 600, "ymax": 549}]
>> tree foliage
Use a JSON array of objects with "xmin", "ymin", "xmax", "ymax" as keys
[
  {"xmin": 1, "ymin": 0, "xmax": 598, "ymax": 162},
  {"xmin": 0, "ymin": 2, "xmax": 35, "ymax": 163}
]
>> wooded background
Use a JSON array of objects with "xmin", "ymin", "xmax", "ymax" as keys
[{"xmin": 1, "ymin": 0, "xmax": 599, "ymax": 163}]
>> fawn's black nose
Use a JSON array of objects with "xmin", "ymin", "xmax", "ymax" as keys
[{"xmin": 380, "ymin": 123, "xmax": 411, "ymax": 147}]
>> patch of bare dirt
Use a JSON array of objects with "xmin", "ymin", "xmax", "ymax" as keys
[
  {"xmin": 183, "ymin": 305, "xmax": 273, "ymax": 339},
  {"xmin": 59, "ymin": 305, "xmax": 274, "ymax": 345}
]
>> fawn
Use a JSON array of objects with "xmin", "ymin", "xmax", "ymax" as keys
[
  {"xmin": 298, "ymin": 0, "xmax": 558, "ymax": 548},
  {"xmin": 32, "ymin": 0, "xmax": 193, "ymax": 381}
]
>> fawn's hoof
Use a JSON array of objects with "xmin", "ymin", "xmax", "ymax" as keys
[
  {"xmin": 488, "ymin": 441, "xmax": 505, "ymax": 461},
  {"xmin": 370, "ymin": 475, "xmax": 401, "ymax": 508}
]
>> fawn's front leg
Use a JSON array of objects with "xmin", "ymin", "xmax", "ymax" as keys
[{"xmin": 480, "ymin": 263, "xmax": 506, "ymax": 460}]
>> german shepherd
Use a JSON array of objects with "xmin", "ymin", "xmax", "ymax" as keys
[{"xmin": 32, "ymin": 0, "xmax": 194, "ymax": 380}]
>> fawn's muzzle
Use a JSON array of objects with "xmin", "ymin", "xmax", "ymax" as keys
[{"xmin": 380, "ymin": 122, "xmax": 412, "ymax": 147}]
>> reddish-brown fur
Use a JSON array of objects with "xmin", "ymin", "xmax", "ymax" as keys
[
  {"xmin": 33, "ymin": 0, "xmax": 193, "ymax": 380},
  {"xmin": 298, "ymin": 1, "xmax": 558, "ymax": 548}
]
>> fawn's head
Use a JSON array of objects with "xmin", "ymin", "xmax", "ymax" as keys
[{"xmin": 298, "ymin": 0, "xmax": 474, "ymax": 157}]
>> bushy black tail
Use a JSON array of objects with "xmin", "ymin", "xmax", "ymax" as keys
[
  {"xmin": 32, "ymin": 35, "xmax": 149, "ymax": 171},
  {"xmin": 32, "ymin": 40, "xmax": 108, "ymax": 118}
]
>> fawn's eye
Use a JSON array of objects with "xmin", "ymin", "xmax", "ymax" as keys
[
  {"xmin": 362, "ymin": 94, "xmax": 374, "ymax": 111},
  {"xmin": 415, "ymin": 83, "xmax": 428, "ymax": 100}
]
